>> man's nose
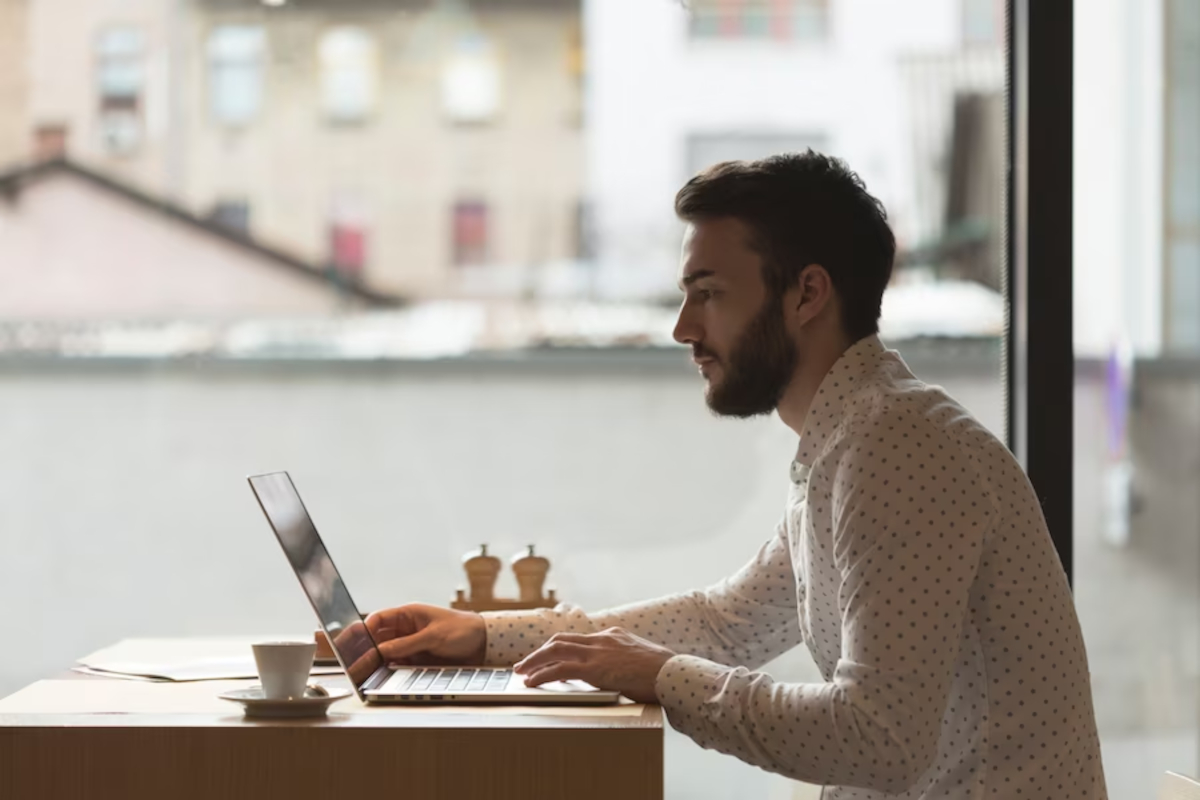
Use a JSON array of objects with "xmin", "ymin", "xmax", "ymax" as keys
[{"xmin": 673, "ymin": 303, "xmax": 700, "ymax": 346}]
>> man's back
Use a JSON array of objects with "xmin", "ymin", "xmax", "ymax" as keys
[{"xmin": 792, "ymin": 337, "xmax": 1106, "ymax": 798}]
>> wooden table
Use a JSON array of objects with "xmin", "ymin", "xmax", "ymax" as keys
[{"xmin": 0, "ymin": 638, "xmax": 664, "ymax": 800}]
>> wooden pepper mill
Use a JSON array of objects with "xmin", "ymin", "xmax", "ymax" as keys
[
  {"xmin": 451, "ymin": 543, "xmax": 558, "ymax": 612},
  {"xmin": 462, "ymin": 544, "xmax": 502, "ymax": 602},
  {"xmin": 511, "ymin": 545, "xmax": 549, "ymax": 602}
]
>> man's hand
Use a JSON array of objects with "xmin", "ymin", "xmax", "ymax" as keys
[
  {"xmin": 364, "ymin": 604, "xmax": 487, "ymax": 666},
  {"xmin": 335, "ymin": 620, "xmax": 383, "ymax": 685},
  {"xmin": 513, "ymin": 627, "xmax": 676, "ymax": 704}
]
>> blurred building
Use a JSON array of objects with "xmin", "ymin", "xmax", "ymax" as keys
[
  {"xmin": 12, "ymin": 0, "xmax": 584, "ymax": 301},
  {"xmin": 0, "ymin": 158, "xmax": 389, "ymax": 318},
  {"xmin": 582, "ymin": 0, "xmax": 1005, "ymax": 299}
]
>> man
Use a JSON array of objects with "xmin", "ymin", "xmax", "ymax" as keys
[{"xmin": 365, "ymin": 152, "xmax": 1107, "ymax": 798}]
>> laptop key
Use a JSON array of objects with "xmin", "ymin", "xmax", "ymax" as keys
[
  {"xmin": 413, "ymin": 670, "xmax": 437, "ymax": 692},
  {"xmin": 486, "ymin": 670, "xmax": 512, "ymax": 690},
  {"xmin": 467, "ymin": 671, "xmax": 491, "ymax": 691},
  {"xmin": 450, "ymin": 670, "xmax": 474, "ymax": 691}
]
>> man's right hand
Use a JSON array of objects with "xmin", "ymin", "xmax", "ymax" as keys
[{"xmin": 364, "ymin": 604, "xmax": 488, "ymax": 665}]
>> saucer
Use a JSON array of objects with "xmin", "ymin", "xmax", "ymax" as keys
[{"xmin": 219, "ymin": 684, "xmax": 353, "ymax": 718}]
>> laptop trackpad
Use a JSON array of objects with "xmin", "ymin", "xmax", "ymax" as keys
[{"xmin": 535, "ymin": 679, "xmax": 602, "ymax": 693}]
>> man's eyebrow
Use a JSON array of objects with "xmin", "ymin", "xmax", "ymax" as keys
[{"xmin": 678, "ymin": 269, "xmax": 716, "ymax": 290}]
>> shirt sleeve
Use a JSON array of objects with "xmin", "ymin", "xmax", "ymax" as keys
[
  {"xmin": 655, "ymin": 411, "xmax": 997, "ymax": 793},
  {"xmin": 482, "ymin": 518, "xmax": 802, "ymax": 668}
]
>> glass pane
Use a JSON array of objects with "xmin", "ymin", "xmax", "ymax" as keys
[
  {"xmin": 95, "ymin": 27, "xmax": 144, "ymax": 57},
  {"xmin": 210, "ymin": 64, "xmax": 263, "ymax": 124},
  {"xmin": 1074, "ymin": 0, "xmax": 1200, "ymax": 795},
  {"xmin": 441, "ymin": 33, "xmax": 501, "ymax": 123},
  {"xmin": 319, "ymin": 26, "xmax": 378, "ymax": 121},
  {"xmin": 2, "ymin": 2, "xmax": 1006, "ymax": 798}
]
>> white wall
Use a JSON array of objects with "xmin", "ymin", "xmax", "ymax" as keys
[{"xmin": 585, "ymin": 0, "xmax": 960, "ymax": 296}]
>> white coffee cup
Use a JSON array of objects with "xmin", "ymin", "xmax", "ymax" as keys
[{"xmin": 252, "ymin": 641, "xmax": 316, "ymax": 700}]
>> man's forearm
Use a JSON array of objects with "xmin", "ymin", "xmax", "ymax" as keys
[{"xmin": 482, "ymin": 588, "xmax": 798, "ymax": 669}]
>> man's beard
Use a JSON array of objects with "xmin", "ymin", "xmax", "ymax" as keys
[{"xmin": 700, "ymin": 295, "xmax": 798, "ymax": 418}]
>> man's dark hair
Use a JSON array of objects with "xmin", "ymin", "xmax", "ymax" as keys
[{"xmin": 674, "ymin": 150, "xmax": 896, "ymax": 342}]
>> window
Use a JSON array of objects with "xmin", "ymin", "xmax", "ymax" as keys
[
  {"xmin": 442, "ymin": 32, "xmax": 501, "ymax": 124},
  {"xmin": 95, "ymin": 26, "xmax": 145, "ymax": 154},
  {"xmin": 688, "ymin": 0, "xmax": 829, "ymax": 42},
  {"xmin": 33, "ymin": 125, "xmax": 68, "ymax": 161},
  {"xmin": 208, "ymin": 26, "xmax": 266, "ymax": 126},
  {"xmin": 207, "ymin": 200, "xmax": 250, "ymax": 235},
  {"xmin": 453, "ymin": 200, "xmax": 489, "ymax": 266},
  {"xmin": 1164, "ymin": 0, "xmax": 1200, "ymax": 350},
  {"xmin": 962, "ymin": 0, "xmax": 1003, "ymax": 46},
  {"xmin": 318, "ymin": 27, "xmax": 379, "ymax": 123},
  {"xmin": 328, "ymin": 193, "xmax": 368, "ymax": 279}
]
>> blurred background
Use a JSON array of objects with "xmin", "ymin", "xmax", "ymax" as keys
[{"xmin": 0, "ymin": 0, "xmax": 1194, "ymax": 797}]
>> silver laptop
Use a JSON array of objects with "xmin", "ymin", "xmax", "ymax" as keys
[{"xmin": 248, "ymin": 471, "xmax": 620, "ymax": 705}]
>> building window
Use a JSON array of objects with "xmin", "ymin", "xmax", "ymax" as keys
[
  {"xmin": 207, "ymin": 200, "xmax": 251, "ymax": 236},
  {"xmin": 318, "ymin": 27, "xmax": 379, "ymax": 123},
  {"xmin": 688, "ymin": 0, "xmax": 829, "ymax": 42},
  {"xmin": 442, "ymin": 32, "xmax": 501, "ymax": 124},
  {"xmin": 95, "ymin": 26, "xmax": 145, "ymax": 154},
  {"xmin": 962, "ymin": 0, "xmax": 1003, "ymax": 46},
  {"xmin": 208, "ymin": 26, "xmax": 266, "ymax": 126},
  {"xmin": 453, "ymin": 200, "xmax": 489, "ymax": 266},
  {"xmin": 328, "ymin": 193, "xmax": 368, "ymax": 279}
]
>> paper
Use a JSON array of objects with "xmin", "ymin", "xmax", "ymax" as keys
[
  {"xmin": 77, "ymin": 637, "xmax": 342, "ymax": 682},
  {"xmin": 76, "ymin": 657, "xmax": 343, "ymax": 682},
  {"xmin": 0, "ymin": 679, "xmax": 645, "ymax": 718}
]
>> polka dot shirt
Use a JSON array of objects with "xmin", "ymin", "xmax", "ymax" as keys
[{"xmin": 484, "ymin": 335, "xmax": 1108, "ymax": 799}]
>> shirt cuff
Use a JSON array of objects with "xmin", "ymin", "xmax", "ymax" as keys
[
  {"xmin": 480, "ymin": 609, "xmax": 556, "ymax": 666},
  {"xmin": 654, "ymin": 654, "xmax": 732, "ymax": 734}
]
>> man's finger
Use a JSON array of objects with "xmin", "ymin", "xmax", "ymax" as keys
[
  {"xmin": 514, "ymin": 641, "xmax": 588, "ymax": 674},
  {"xmin": 377, "ymin": 631, "xmax": 436, "ymax": 662},
  {"xmin": 366, "ymin": 609, "xmax": 413, "ymax": 638},
  {"xmin": 522, "ymin": 661, "xmax": 592, "ymax": 688},
  {"xmin": 545, "ymin": 632, "xmax": 596, "ymax": 645}
]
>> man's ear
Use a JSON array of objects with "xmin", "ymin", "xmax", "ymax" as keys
[{"xmin": 790, "ymin": 264, "xmax": 833, "ymax": 326}]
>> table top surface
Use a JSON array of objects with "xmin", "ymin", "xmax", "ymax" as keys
[{"xmin": 0, "ymin": 638, "xmax": 663, "ymax": 732}]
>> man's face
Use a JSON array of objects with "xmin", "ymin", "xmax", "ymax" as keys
[{"xmin": 673, "ymin": 218, "xmax": 798, "ymax": 418}]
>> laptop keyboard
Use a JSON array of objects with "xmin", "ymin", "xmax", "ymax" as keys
[{"xmin": 384, "ymin": 667, "xmax": 512, "ymax": 694}]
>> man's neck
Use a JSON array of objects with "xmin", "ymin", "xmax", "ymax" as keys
[{"xmin": 776, "ymin": 335, "xmax": 856, "ymax": 439}]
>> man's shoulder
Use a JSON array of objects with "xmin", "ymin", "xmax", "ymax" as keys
[{"xmin": 828, "ymin": 372, "xmax": 1000, "ymax": 463}]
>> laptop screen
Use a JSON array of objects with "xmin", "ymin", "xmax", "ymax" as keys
[{"xmin": 248, "ymin": 471, "xmax": 384, "ymax": 693}]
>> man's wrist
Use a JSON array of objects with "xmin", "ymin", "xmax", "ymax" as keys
[{"xmin": 652, "ymin": 654, "xmax": 688, "ymax": 704}]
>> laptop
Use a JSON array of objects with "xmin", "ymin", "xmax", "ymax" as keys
[{"xmin": 248, "ymin": 471, "xmax": 621, "ymax": 705}]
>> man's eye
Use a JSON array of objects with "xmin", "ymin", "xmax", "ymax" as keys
[{"xmin": 697, "ymin": 289, "xmax": 716, "ymax": 301}]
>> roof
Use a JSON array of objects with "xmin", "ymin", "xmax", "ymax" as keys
[{"xmin": 0, "ymin": 157, "xmax": 402, "ymax": 308}]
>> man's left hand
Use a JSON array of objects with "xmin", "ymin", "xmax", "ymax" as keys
[{"xmin": 513, "ymin": 627, "xmax": 677, "ymax": 704}]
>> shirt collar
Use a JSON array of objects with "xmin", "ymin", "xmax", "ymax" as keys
[{"xmin": 792, "ymin": 334, "xmax": 887, "ymax": 472}]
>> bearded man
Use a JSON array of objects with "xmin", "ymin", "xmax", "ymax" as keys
[{"xmin": 362, "ymin": 152, "xmax": 1107, "ymax": 799}]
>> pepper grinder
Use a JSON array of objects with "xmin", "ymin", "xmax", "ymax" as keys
[
  {"xmin": 511, "ymin": 544, "xmax": 550, "ymax": 603},
  {"xmin": 463, "ymin": 544, "xmax": 501, "ymax": 602}
]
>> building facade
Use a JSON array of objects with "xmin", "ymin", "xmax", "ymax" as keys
[
  {"xmin": 0, "ymin": 0, "xmax": 30, "ymax": 167},
  {"xmin": 16, "ymin": 0, "xmax": 584, "ymax": 300}
]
